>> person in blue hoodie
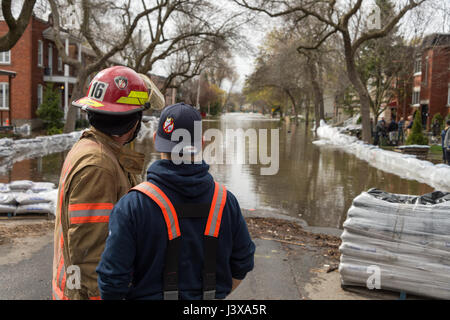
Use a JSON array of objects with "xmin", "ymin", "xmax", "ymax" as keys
[{"xmin": 96, "ymin": 103, "xmax": 255, "ymax": 300}]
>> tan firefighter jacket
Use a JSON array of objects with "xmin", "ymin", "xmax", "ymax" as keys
[{"xmin": 52, "ymin": 127, "xmax": 145, "ymax": 300}]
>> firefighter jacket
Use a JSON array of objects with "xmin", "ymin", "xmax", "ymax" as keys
[{"xmin": 52, "ymin": 127, "xmax": 145, "ymax": 300}]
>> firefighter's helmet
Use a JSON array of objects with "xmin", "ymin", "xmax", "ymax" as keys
[{"xmin": 72, "ymin": 66, "xmax": 150, "ymax": 115}]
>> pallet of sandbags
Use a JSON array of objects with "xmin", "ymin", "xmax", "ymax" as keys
[
  {"xmin": 0, "ymin": 181, "xmax": 57, "ymax": 219},
  {"xmin": 339, "ymin": 188, "xmax": 450, "ymax": 300}
]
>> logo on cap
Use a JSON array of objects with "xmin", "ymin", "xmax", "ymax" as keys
[
  {"xmin": 163, "ymin": 117, "xmax": 174, "ymax": 133},
  {"xmin": 114, "ymin": 76, "xmax": 128, "ymax": 90}
]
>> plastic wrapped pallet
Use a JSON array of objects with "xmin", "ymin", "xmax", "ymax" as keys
[{"xmin": 339, "ymin": 189, "xmax": 450, "ymax": 299}]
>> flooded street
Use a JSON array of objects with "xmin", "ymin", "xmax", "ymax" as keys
[{"xmin": 0, "ymin": 113, "xmax": 434, "ymax": 229}]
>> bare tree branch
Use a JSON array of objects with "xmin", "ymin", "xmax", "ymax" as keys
[{"xmin": 0, "ymin": 0, "xmax": 37, "ymax": 51}]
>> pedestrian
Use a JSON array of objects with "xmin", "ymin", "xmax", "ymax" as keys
[
  {"xmin": 96, "ymin": 103, "xmax": 256, "ymax": 300},
  {"xmin": 431, "ymin": 119, "xmax": 441, "ymax": 144},
  {"xmin": 374, "ymin": 118, "xmax": 386, "ymax": 146},
  {"xmin": 398, "ymin": 117, "xmax": 405, "ymax": 144},
  {"xmin": 442, "ymin": 120, "xmax": 450, "ymax": 163},
  {"xmin": 388, "ymin": 118, "xmax": 398, "ymax": 146},
  {"xmin": 52, "ymin": 66, "xmax": 164, "ymax": 300},
  {"xmin": 406, "ymin": 115, "xmax": 414, "ymax": 138}
]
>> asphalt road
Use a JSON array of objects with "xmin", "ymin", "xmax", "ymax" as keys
[{"xmin": 0, "ymin": 240, "xmax": 52, "ymax": 300}]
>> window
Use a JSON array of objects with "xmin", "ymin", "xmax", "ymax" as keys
[
  {"xmin": 58, "ymin": 56, "xmax": 62, "ymax": 72},
  {"xmin": 423, "ymin": 56, "xmax": 429, "ymax": 85},
  {"xmin": 447, "ymin": 85, "xmax": 450, "ymax": 106},
  {"xmin": 38, "ymin": 40, "xmax": 43, "ymax": 67},
  {"xmin": 412, "ymin": 90, "xmax": 420, "ymax": 106},
  {"xmin": 0, "ymin": 51, "xmax": 10, "ymax": 64},
  {"xmin": 0, "ymin": 83, "xmax": 9, "ymax": 110},
  {"xmin": 414, "ymin": 56, "xmax": 422, "ymax": 74},
  {"xmin": 37, "ymin": 84, "xmax": 43, "ymax": 108},
  {"xmin": 48, "ymin": 44, "xmax": 53, "ymax": 75}
]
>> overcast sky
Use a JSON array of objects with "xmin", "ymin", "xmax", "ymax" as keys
[{"xmin": 6, "ymin": 0, "xmax": 450, "ymax": 94}]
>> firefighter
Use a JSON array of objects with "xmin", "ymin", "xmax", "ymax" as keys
[
  {"xmin": 96, "ymin": 103, "xmax": 255, "ymax": 300},
  {"xmin": 52, "ymin": 66, "xmax": 163, "ymax": 300}
]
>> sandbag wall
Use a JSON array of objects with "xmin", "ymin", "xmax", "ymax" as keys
[
  {"xmin": 0, "ymin": 180, "xmax": 58, "ymax": 216},
  {"xmin": 339, "ymin": 190, "xmax": 450, "ymax": 299}
]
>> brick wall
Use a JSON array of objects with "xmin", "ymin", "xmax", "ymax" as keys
[
  {"xmin": 0, "ymin": 16, "xmax": 33, "ymax": 124},
  {"xmin": 420, "ymin": 46, "xmax": 450, "ymax": 127}
]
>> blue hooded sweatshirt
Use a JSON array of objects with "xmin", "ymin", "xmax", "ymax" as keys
[{"xmin": 96, "ymin": 159, "xmax": 255, "ymax": 300}]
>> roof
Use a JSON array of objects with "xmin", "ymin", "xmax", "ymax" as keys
[
  {"xmin": 0, "ymin": 69, "xmax": 16, "ymax": 77},
  {"xmin": 421, "ymin": 33, "xmax": 450, "ymax": 49},
  {"xmin": 42, "ymin": 27, "xmax": 82, "ymax": 44}
]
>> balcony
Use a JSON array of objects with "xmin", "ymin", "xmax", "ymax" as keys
[{"xmin": 43, "ymin": 74, "xmax": 77, "ymax": 84}]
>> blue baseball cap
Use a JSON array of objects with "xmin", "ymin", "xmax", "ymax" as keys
[{"xmin": 154, "ymin": 103, "xmax": 202, "ymax": 154}]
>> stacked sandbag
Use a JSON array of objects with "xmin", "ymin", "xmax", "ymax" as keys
[
  {"xmin": 0, "ymin": 180, "xmax": 58, "ymax": 217},
  {"xmin": 339, "ymin": 189, "xmax": 450, "ymax": 300}
]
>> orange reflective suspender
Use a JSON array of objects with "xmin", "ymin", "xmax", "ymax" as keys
[
  {"xmin": 131, "ymin": 182, "xmax": 181, "ymax": 240},
  {"xmin": 131, "ymin": 181, "xmax": 227, "ymax": 300}
]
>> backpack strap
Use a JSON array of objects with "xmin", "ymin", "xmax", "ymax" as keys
[
  {"xmin": 131, "ymin": 182, "xmax": 181, "ymax": 300},
  {"xmin": 202, "ymin": 182, "xmax": 227, "ymax": 300},
  {"xmin": 131, "ymin": 182, "xmax": 180, "ymax": 240}
]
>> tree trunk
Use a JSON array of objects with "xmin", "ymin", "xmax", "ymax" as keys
[
  {"xmin": 305, "ymin": 96, "xmax": 310, "ymax": 126},
  {"xmin": 63, "ymin": 71, "xmax": 87, "ymax": 133},
  {"xmin": 307, "ymin": 58, "xmax": 324, "ymax": 132},
  {"xmin": 342, "ymin": 33, "xmax": 372, "ymax": 143}
]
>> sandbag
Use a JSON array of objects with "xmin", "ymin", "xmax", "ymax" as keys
[
  {"xmin": 0, "ymin": 183, "xmax": 10, "ymax": 193},
  {"xmin": 9, "ymin": 180, "xmax": 33, "ymax": 191},
  {"xmin": 30, "ymin": 182, "xmax": 56, "ymax": 193},
  {"xmin": 15, "ymin": 192, "xmax": 52, "ymax": 205},
  {"xmin": 0, "ymin": 203, "xmax": 16, "ymax": 213},
  {"xmin": 15, "ymin": 203, "xmax": 53, "ymax": 215},
  {"xmin": 0, "ymin": 193, "xmax": 15, "ymax": 204}
]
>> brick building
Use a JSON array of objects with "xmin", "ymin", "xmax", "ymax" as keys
[
  {"xmin": 0, "ymin": 14, "xmax": 176, "ymax": 129},
  {"xmin": 412, "ymin": 33, "xmax": 450, "ymax": 129},
  {"xmin": 0, "ymin": 15, "xmax": 82, "ymax": 128}
]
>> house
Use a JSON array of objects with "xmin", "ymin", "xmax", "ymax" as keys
[
  {"xmin": 0, "ymin": 14, "xmax": 83, "ymax": 129},
  {"xmin": 411, "ymin": 33, "xmax": 450, "ymax": 129},
  {"xmin": 0, "ymin": 14, "xmax": 176, "ymax": 129}
]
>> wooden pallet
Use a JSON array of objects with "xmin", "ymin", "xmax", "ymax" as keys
[{"xmin": 0, "ymin": 212, "xmax": 53, "ymax": 220}]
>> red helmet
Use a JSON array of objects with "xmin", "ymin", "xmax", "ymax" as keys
[{"xmin": 72, "ymin": 66, "xmax": 149, "ymax": 115}]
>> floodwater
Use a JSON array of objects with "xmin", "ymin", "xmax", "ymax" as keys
[{"xmin": 0, "ymin": 113, "xmax": 434, "ymax": 229}]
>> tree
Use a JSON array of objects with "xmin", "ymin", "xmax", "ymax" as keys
[
  {"xmin": 0, "ymin": 0, "xmax": 37, "ymax": 51},
  {"xmin": 233, "ymin": 0, "xmax": 429, "ymax": 143},
  {"xmin": 48, "ymin": 0, "xmax": 170, "ymax": 133},
  {"xmin": 48, "ymin": 0, "xmax": 244, "ymax": 132},
  {"xmin": 243, "ymin": 29, "xmax": 307, "ymax": 121},
  {"xmin": 121, "ymin": 0, "xmax": 245, "ymax": 95},
  {"xmin": 406, "ymin": 112, "xmax": 428, "ymax": 145},
  {"xmin": 36, "ymin": 84, "xmax": 64, "ymax": 135}
]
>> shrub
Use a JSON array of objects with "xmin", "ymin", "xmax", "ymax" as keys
[
  {"xmin": 75, "ymin": 118, "xmax": 90, "ymax": 129},
  {"xmin": 406, "ymin": 112, "xmax": 428, "ymax": 145},
  {"xmin": 36, "ymin": 84, "xmax": 64, "ymax": 135}
]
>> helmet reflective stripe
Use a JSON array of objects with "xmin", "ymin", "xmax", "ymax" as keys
[{"xmin": 116, "ymin": 91, "xmax": 149, "ymax": 105}]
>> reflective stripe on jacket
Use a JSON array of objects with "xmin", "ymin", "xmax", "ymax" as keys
[{"xmin": 52, "ymin": 127, "xmax": 144, "ymax": 300}]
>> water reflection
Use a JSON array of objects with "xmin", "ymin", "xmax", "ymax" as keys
[{"xmin": 2, "ymin": 113, "xmax": 434, "ymax": 229}]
